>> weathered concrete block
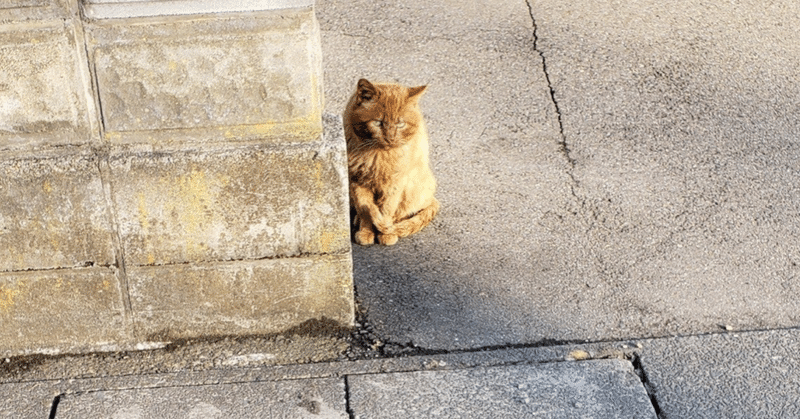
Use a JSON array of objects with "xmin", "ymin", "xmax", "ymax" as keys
[
  {"xmin": 128, "ymin": 254, "xmax": 354, "ymax": 340},
  {"xmin": 83, "ymin": 0, "xmax": 315, "ymax": 19},
  {"xmin": 87, "ymin": 9, "xmax": 323, "ymax": 144},
  {"xmin": 0, "ymin": 1, "xmax": 71, "ymax": 22},
  {"xmin": 1, "ymin": 0, "xmax": 48, "ymax": 8},
  {"xmin": 110, "ymin": 137, "xmax": 350, "ymax": 266},
  {"xmin": 0, "ymin": 268, "xmax": 128, "ymax": 356},
  {"xmin": 0, "ymin": 150, "xmax": 116, "ymax": 272},
  {"xmin": 0, "ymin": 21, "xmax": 96, "ymax": 150}
]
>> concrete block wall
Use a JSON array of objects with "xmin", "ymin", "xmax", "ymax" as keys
[{"xmin": 0, "ymin": 0, "xmax": 353, "ymax": 356}]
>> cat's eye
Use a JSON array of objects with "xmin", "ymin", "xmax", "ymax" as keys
[
  {"xmin": 371, "ymin": 120, "xmax": 383, "ymax": 127},
  {"xmin": 397, "ymin": 120, "xmax": 407, "ymax": 128}
]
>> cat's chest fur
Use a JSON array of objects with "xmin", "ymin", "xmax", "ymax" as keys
[{"xmin": 348, "ymin": 144, "xmax": 409, "ymax": 190}]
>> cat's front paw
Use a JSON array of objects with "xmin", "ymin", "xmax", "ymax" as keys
[
  {"xmin": 378, "ymin": 233, "xmax": 398, "ymax": 246},
  {"xmin": 354, "ymin": 229, "xmax": 375, "ymax": 246}
]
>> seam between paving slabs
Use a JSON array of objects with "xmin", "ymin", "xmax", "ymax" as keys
[
  {"xmin": 632, "ymin": 353, "xmax": 666, "ymax": 419},
  {"xmin": 94, "ymin": 150, "xmax": 135, "ymax": 316},
  {"xmin": 129, "ymin": 250, "xmax": 352, "ymax": 269},
  {"xmin": 47, "ymin": 394, "xmax": 61, "ymax": 419},
  {"xmin": 343, "ymin": 375, "xmax": 356, "ymax": 419}
]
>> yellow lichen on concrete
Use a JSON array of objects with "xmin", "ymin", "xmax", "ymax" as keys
[
  {"xmin": 179, "ymin": 167, "xmax": 209, "ymax": 256},
  {"xmin": 219, "ymin": 116, "xmax": 322, "ymax": 142},
  {"xmin": 312, "ymin": 160, "xmax": 325, "ymax": 191},
  {"xmin": 314, "ymin": 231, "xmax": 337, "ymax": 254},
  {"xmin": 104, "ymin": 131, "xmax": 122, "ymax": 142},
  {"xmin": 136, "ymin": 192, "xmax": 149, "ymax": 231},
  {"xmin": 136, "ymin": 192, "xmax": 157, "ymax": 265},
  {"xmin": 568, "ymin": 349, "xmax": 591, "ymax": 361},
  {"xmin": 159, "ymin": 166, "xmax": 231, "ymax": 259},
  {"xmin": 0, "ymin": 281, "xmax": 24, "ymax": 313}
]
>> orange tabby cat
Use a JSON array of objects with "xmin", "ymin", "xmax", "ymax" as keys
[{"xmin": 343, "ymin": 78, "xmax": 439, "ymax": 246}]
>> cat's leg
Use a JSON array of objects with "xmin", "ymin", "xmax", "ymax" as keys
[
  {"xmin": 354, "ymin": 214, "xmax": 375, "ymax": 245},
  {"xmin": 351, "ymin": 185, "xmax": 390, "ymax": 229},
  {"xmin": 351, "ymin": 184, "xmax": 383, "ymax": 245},
  {"xmin": 375, "ymin": 186, "xmax": 403, "ymax": 245},
  {"xmin": 393, "ymin": 197, "xmax": 440, "ymax": 238}
]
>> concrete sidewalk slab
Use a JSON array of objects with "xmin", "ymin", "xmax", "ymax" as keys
[
  {"xmin": 15, "ymin": 331, "xmax": 800, "ymax": 419},
  {"xmin": 55, "ymin": 378, "xmax": 347, "ymax": 418},
  {"xmin": 0, "ymin": 381, "xmax": 60, "ymax": 419},
  {"xmin": 348, "ymin": 359, "xmax": 656, "ymax": 418},
  {"xmin": 638, "ymin": 329, "xmax": 800, "ymax": 418},
  {"xmin": 0, "ymin": 343, "xmax": 656, "ymax": 419}
]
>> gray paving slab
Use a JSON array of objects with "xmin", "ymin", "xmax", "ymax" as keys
[
  {"xmin": 638, "ymin": 329, "xmax": 800, "ymax": 418},
  {"xmin": 319, "ymin": 0, "xmax": 800, "ymax": 351},
  {"xmin": 0, "ymin": 381, "xmax": 60, "ymax": 419},
  {"xmin": 55, "ymin": 378, "xmax": 347, "ymax": 418},
  {"xmin": 348, "ymin": 359, "xmax": 656, "ymax": 418}
]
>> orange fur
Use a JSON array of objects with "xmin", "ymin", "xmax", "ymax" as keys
[{"xmin": 343, "ymin": 79, "xmax": 439, "ymax": 246}]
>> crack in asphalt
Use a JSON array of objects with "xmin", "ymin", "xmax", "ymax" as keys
[
  {"xmin": 526, "ymin": 1, "xmax": 574, "ymax": 169},
  {"xmin": 525, "ymin": 0, "xmax": 591, "ymax": 222}
]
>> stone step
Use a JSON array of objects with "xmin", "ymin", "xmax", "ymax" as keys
[{"xmin": 0, "ymin": 0, "xmax": 353, "ymax": 356}]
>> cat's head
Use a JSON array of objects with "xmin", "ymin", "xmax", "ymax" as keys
[{"xmin": 348, "ymin": 78, "xmax": 427, "ymax": 148}]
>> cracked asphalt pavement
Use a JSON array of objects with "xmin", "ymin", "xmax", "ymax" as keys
[{"xmin": 319, "ymin": 0, "xmax": 800, "ymax": 350}]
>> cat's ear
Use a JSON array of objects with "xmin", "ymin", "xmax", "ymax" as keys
[
  {"xmin": 356, "ymin": 79, "xmax": 378, "ymax": 105},
  {"xmin": 407, "ymin": 85, "xmax": 428, "ymax": 102}
]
